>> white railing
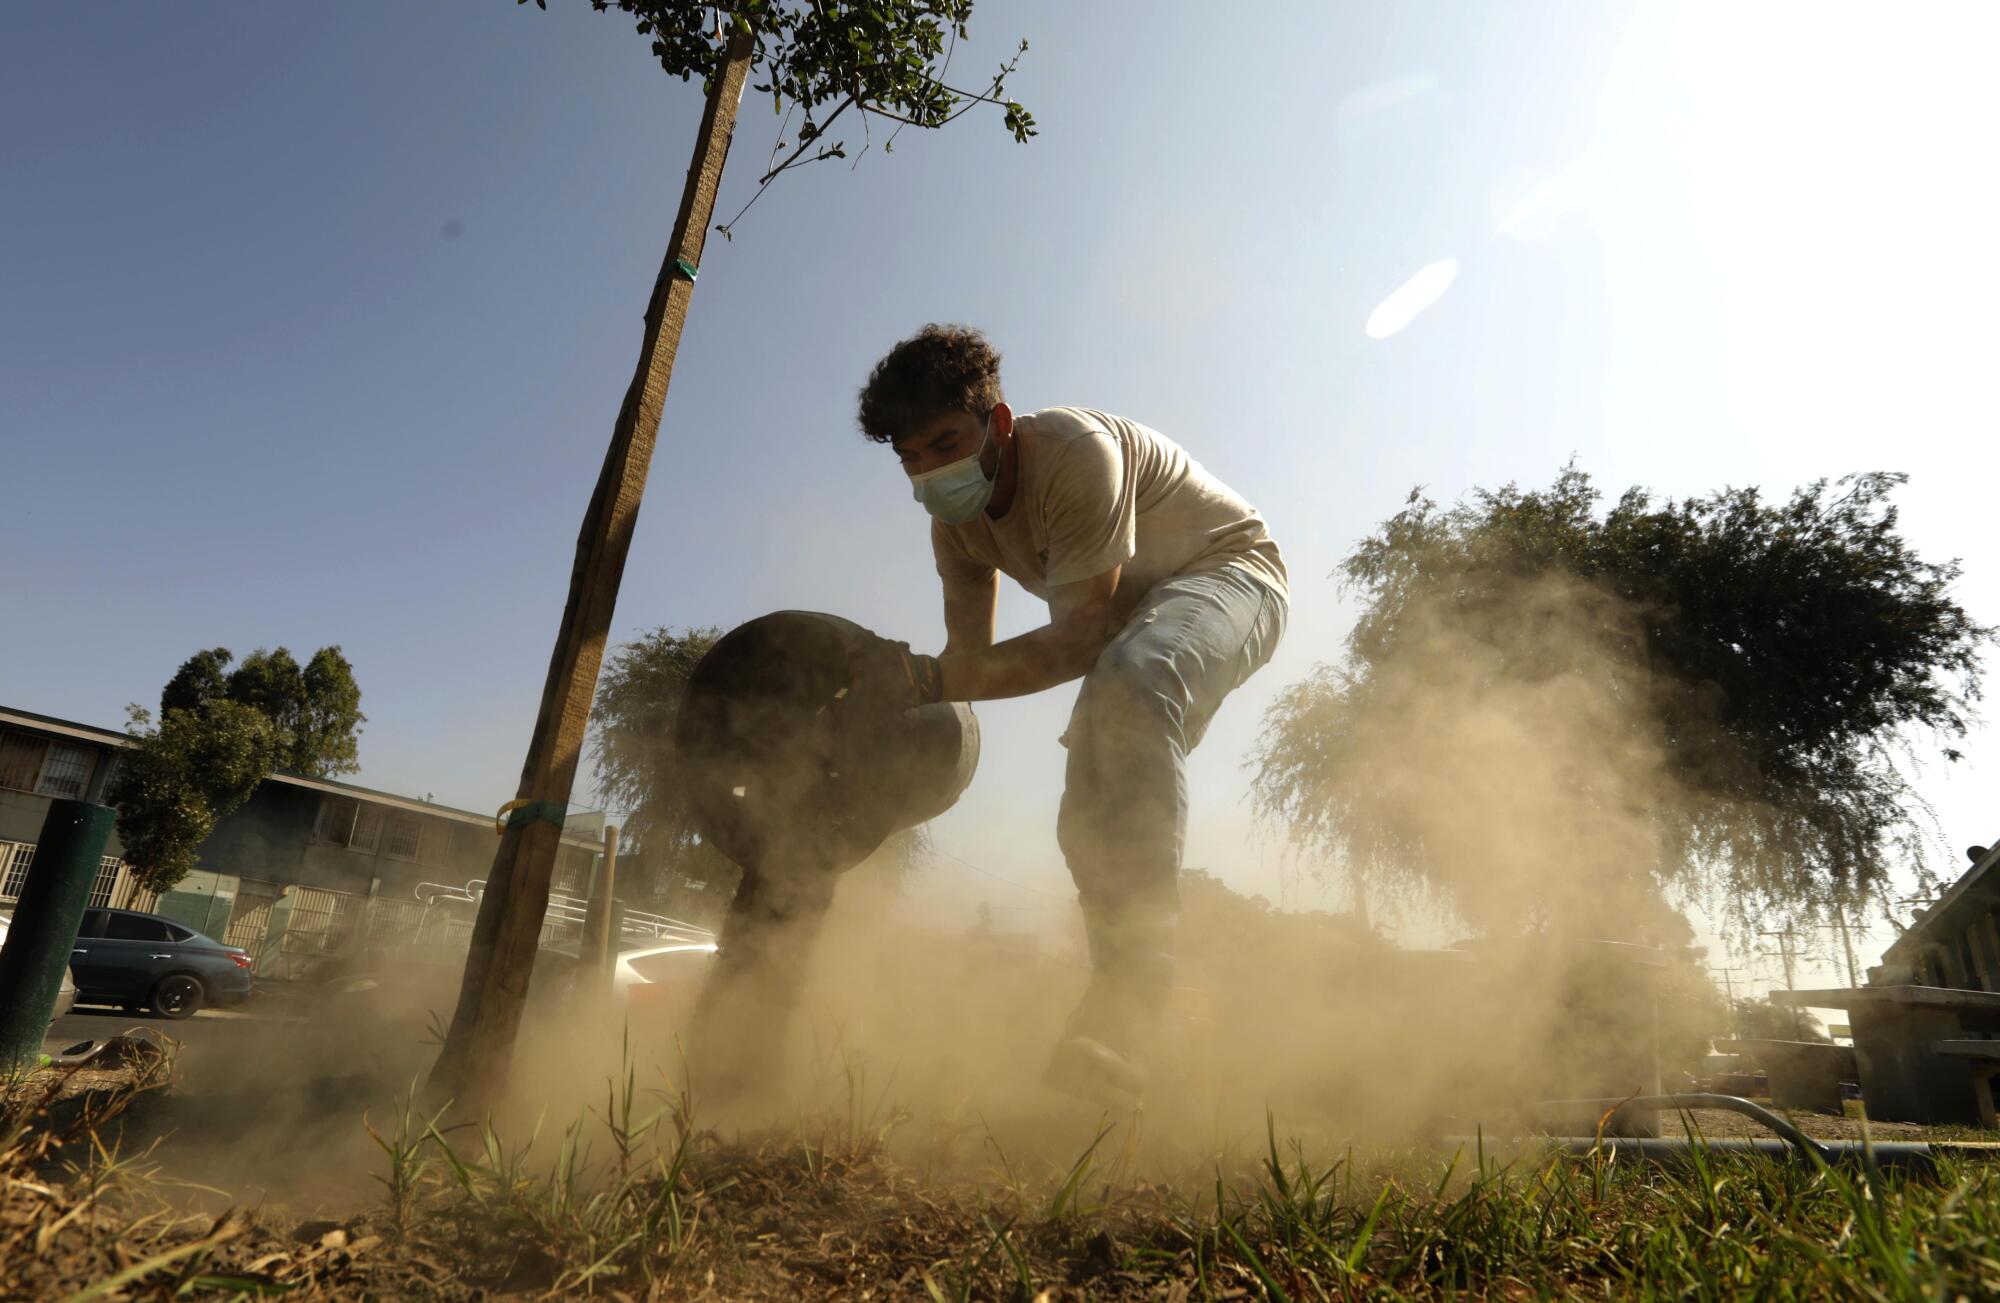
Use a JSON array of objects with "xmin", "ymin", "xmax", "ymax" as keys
[
  {"xmin": 0, "ymin": 840, "xmax": 156, "ymax": 913},
  {"xmin": 0, "ymin": 847, "xmax": 715, "ymax": 976},
  {"xmin": 228, "ymin": 883, "xmax": 485, "ymax": 978},
  {"xmin": 0, "ymin": 842, "xmax": 713, "ymax": 977},
  {"xmin": 419, "ymin": 878, "xmax": 714, "ymax": 947},
  {"xmin": 0, "ymin": 840, "xmax": 31, "ymax": 900}
]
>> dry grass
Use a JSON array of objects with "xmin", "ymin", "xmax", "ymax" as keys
[
  {"xmin": 3, "ymin": 1038, "xmax": 480, "ymax": 1300},
  {"xmin": 14, "ymin": 1036, "xmax": 2000, "ymax": 1301}
]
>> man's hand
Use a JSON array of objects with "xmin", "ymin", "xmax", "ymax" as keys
[{"xmin": 846, "ymin": 633, "xmax": 943, "ymax": 712}]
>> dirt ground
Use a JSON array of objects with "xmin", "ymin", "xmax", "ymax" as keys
[
  {"xmin": 19, "ymin": 909, "xmax": 2000, "ymax": 1302},
  {"xmin": 19, "ymin": 1031, "xmax": 2000, "ymax": 1302},
  {"xmin": 1663, "ymin": 1102, "xmax": 1992, "ymax": 1144}
]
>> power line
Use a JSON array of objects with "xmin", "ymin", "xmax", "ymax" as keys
[
  {"xmin": 1801, "ymin": 916, "xmax": 1864, "ymax": 987},
  {"xmin": 1757, "ymin": 926, "xmax": 1802, "ymax": 992},
  {"xmin": 931, "ymin": 846, "xmax": 1067, "ymax": 898}
]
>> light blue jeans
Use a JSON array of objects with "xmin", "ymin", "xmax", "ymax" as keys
[{"xmin": 1056, "ymin": 566, "xmax": 1287, "ymax": 919}]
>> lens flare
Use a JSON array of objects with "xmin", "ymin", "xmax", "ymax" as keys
[
  {"xmin": 1365, "ymin": 258, "xmax": 1460, "ymax": 339},
  {"xmin": 1334, "ymin": 73, "xmax": 1439, "ymax": 127}
]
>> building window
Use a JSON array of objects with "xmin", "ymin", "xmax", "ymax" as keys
[
  {"xmin": 35, "ymin": 742, "xmax": 96, "ymax": 799},
  {"xmin": 0, "ymin": 731, "xmax": 49, "ymax": 793},
  {"xmin": 384, "ymin": 813, "xmax": 424, "ymax": 861},
  {"xmin": 86, "ymin": 856, "xmax": 123, "ymax": 908},
  {"xmin": 1, "ymin": 842, "xmax": 35, "ymax": 899},
  {"xmin": 351, "ymin": 804, "xmax": 383, "ymax": 853},
  {"xmin": 552, "ymin": 848, "xmax": 592, "ymax": 896},
  {"xmin": 319, "ymin": 797, "xmax": 358, "ymax": 845},
  {"xmin": 320, "ymin": 796, "xmax": 384, "ymax": 853}
]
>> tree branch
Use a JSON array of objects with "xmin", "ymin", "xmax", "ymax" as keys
[{"xmin": 756, "ymin": 93, "xmax": 855, "ymax": 185}]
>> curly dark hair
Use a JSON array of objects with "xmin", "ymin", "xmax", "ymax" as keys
[{"xmin": 857, "ymin": 324, "xmax": 1004, "ymax": 444}]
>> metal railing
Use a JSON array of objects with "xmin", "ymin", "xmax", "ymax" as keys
[
  {"xmin": 224, "ymin": 883, "xmax": 481, "ymax": 978},
  {"xmin": 417, "ymin": 878, "xmax": 714, "ymax": 947},
  {"xmin": 223, "ymin": 890, "xmax": 279, "ymax": 952},
  {"xmin": 1, "ymin": 840, "xmax": 156, "ymax": 914},
  {"xmin": 1, "ymin": 851, "xmax": 716, "ymax": 978},
  {"xmin": 211, "ymin": 873, "xmax": 710, "ymax": 979}
]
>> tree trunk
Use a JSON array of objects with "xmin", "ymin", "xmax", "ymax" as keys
[{"xmin": 428, "ymin": 30, "xmax": 756, "ymax": 1117}]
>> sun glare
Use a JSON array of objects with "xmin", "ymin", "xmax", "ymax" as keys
[{"xmin": 1365, "ymin": 258, "xmax": 1460, "ymax": 340}]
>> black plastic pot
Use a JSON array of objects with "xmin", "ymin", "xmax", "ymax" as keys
[{"xmin": 674, "ymin": 611, "xmax": 979, "ymax": 876}]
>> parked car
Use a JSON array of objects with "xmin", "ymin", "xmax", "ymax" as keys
[
  {"xmin": 68, "ymin": 908, "xmax": 254, "ymax": 1019},
  {"xmin": 0, "ymin": 913, "xmax": 78, "ymax": 1019}
]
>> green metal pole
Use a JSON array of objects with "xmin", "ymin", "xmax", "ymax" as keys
[{"xmin": 0, "ymin": 800, "xmax": 115, "ymax": 1072}]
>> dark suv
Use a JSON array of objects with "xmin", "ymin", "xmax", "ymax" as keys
[{"xmin": 69, "ymin": 908, "xmax": 254, "ymax": 1019}]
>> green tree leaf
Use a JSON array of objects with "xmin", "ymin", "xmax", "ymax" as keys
[
  {"xmin": 111, "ymin": 645, "xmax": 366, "ymax": 891},
  {"xmin": 535, "ymin": 2, "xmax": 1035, "ymax": 235},
  {"xmin": 159, "ymin": 647, "xmax": 232, "ymax": 716},
  {"xmin": 110, "ymin": 700, "xmax": 277, "ymax": 894}
]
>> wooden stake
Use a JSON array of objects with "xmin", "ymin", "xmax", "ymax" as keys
[{"xmin": 429, "ymin": 30, "xmax": 755, "ymax": 1116}]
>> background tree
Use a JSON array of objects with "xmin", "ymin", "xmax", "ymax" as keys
[
  {"xmin": 589, "ymin": 626, "xmax": 736, "ymax": 908},
  {"xmin": 1729, "ymin": 996, "xmax": 1831, "ymax": 1044},
  {"xmin": 1252, "ymin": 468, "xmax": 1990, "ymax": 937},
  {"xmin": 159, "ymin": 647, "xmax": 232, "ymax": 715},
  {"xmin": 110, "ymin": 646, "xmax": 366, "ymax": 892},
  {"xmin": 224, "ymin": 647, "xmax": 366, "ymax": 777}
]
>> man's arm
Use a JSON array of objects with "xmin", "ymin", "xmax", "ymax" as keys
[
  {"xmin": 942, "ymin": 570, "xmax": 999, "ymax": 655},
  {"xmin": 937, "ymin": 565, "xmax": 1123, "ymax": 702}
]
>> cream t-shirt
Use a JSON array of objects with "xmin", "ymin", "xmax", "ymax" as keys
[{"xmin": 930, "ymin": 407, "xmax": 1287, "ymax": 619}]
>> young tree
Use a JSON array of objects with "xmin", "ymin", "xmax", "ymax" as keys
[
  {"xmin": 109, "ymin": 646, "xmax": 366, "ymax": 892},
  {"xmin": 1252, "ymin": 469, "xmax": 1990, "ymax": 937},
  {"xmin": 434, "ymin": 0, "xmax": 1036, "ymax": 1113},
  {"xmin": 550, "ymin": 0, "xmax": 1035, "ymax": 233}
]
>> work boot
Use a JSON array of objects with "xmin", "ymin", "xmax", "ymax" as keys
[{"xmin": 1044, "ymin": 908, "xmax": 1175, "ymax": 1110}]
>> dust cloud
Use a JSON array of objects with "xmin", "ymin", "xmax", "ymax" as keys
[
  {"xmin": 643, "ymin": 563, "xmax": 1732, "ymax": 1161},
  {"xmin": 113, "ymin": 567, "xmax": 1732, "ymax": 1215},
  {"xmin": 1294, "ymin": 569, "xmax": 1697, "ymax": 943}
]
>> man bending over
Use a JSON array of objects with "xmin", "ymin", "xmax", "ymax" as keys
[{"xmin": 848, "ymin": 324, "xmax": 1288, "ymax": 1107}]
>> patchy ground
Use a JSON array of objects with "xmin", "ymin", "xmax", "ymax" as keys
[
  {"xmin": 16, "ymin": 1037, "xmax": 2000, "ymax": 1302},
  {"xmin": 1664, "ymin": 1102, "xmax": 1983, "ymax": 1143},
  {"xmin": 6, "ymin": 1045, "xmax": 1202, "ymax": 1300}
]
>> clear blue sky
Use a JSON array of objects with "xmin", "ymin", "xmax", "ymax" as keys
[{"xmin": 6, "ymin": 2, "xmax": 1997, "ymax": 990}]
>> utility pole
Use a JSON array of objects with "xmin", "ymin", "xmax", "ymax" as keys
[
  {"xmin": 430, "ymin": 28, "xmax": 756, "ymax": 1116},
  {"xmin": 1758, "ymin": 926, "xmax": 1801, "ymax": 993},
  {"xmin": 1709, "ymin": 965, "xmax": 1743, "ymax": 1037},
  {"xmin": 1831, "ymin": 905, "xmax": 1862, "ymax": 988}
]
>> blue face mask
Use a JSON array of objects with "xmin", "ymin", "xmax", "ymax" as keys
[{"xmin": 909, "ymin": 417, "xmax": 997, "ymax": 524}]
